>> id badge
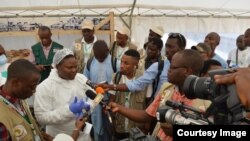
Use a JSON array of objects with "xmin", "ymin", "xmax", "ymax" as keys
[{"xmin": 34, "ymin": 135, "xmax": 41, "ymax": 141}]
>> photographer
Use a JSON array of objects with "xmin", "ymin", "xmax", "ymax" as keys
[
  {"xmin": 214, "ymin": 67, "xmax": 250, "ymax": 110},
  {"xmin": 109, "ymin": 50, "xmax": 211, "ymax": 140}
]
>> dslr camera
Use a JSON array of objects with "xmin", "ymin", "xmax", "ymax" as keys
[{"xmin": 183, "ymin": 69, "xmax": 245, "ymax": 124}]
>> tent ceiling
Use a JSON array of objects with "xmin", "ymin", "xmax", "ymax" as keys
[{"xmin": 0, "ymin": 0, "xmax": 249, "ymax": 18}]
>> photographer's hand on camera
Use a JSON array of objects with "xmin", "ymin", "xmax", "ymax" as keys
[{"xmin": 214, "ymin": 68, "xmax": 250, "ymax": 110}]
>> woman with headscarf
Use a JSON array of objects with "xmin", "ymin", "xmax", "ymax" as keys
[{"xmin": 34, "ymin": 48, "xmax": 93, "ymax": 141}]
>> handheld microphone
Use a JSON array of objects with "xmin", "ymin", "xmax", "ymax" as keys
[
  {"xmin": 86, "ymin": 80, "xmax": 97, "ymax": 89},
  {"xmin": 85, "ymin": 87, "xmax": 113, "ymax": 124},
  {"xmin": 85, "ymin": 88, "xmax": 104, "ymax": 112}
]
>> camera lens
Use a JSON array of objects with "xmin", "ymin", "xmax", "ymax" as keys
[{"xmin": 183, "ymin": 75, "xmax": 212, "ymax": 100}]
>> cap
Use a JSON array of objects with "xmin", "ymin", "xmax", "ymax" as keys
[
  {"xmin": 81, "ymin": 19, "xmax": 94, "ymax": 30},
  {"xmin": 116, "ymin": 26, "xmax": 130, "ymax": 37},
  {"xmin": 191, "ymin": 43, "xmax": 211, "ymax": 53},
  {"xmin": 52, "ymin": 48, "xmax": 74, "ymax": 67},
  {"xmin": 53, "ymin": 133, "xmax": 74, "ymax": 141},
  {"xmin": 150, "ymin": 26, "xmax": 164, "ymax": 37}
]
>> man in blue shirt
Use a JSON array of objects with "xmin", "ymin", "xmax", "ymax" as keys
[
  {"xmin": 83, "ymin": 40, "xmax": 118, "ymax": 141},
  {"xmin": 98, "ymin": 33, "xmax": 186, "ymax": 97}
]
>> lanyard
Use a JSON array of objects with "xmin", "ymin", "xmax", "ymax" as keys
[
  {"xmin": 0, "ymin": 95, "xmax": 26, "ymax": 117},
  {"xmin": 0, "ymin": 95, "xmax": 41, "ymax": 140}
]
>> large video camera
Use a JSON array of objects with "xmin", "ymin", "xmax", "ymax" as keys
[
  {"xmin": 182, "ymin": 69, "xmax": 245, "ymax": 124},
  {"xmin": 157, "ymin": 100, "xmax": 209, "ymax": 125}
]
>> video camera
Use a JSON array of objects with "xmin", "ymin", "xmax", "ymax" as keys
[
  {"xmin": 182, "ymin": 69, "xmax": 245, "ymax": 124},
  {"xmin": 157, "ymin": 100, "xmax": 209, "ymax": 125}
]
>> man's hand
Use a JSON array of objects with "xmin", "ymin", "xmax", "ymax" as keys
[
  {"xmin": 96, "ymin": 83, "xmax": 112, "ymax": 91},
  {"xmin": 41, "ymin": 132, "xmax": 54, "ymax": 141},
  {"xmin": 214, "ymin": 68, "xmax": 250, "ymax": 109},
  {"xmin": 108, "ymin": 102, "xmax": 122, "ymax": 113},
  {"xmin": 160, "ymin": 122, "xmax": 173, "ymax": 136},
  {"xmin": 36, "ymin": 65, "xmax": 45, "ymax": 71},
  {"xmin": 75, "ymin": 118, "xmax": 86, "ymax": 130}
]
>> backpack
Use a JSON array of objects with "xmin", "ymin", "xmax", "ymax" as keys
[
  {"xmin": 114, "ymin": 71, "xmax": 122, "ymax": 84},
  {"xmin": 86, "ymin": 56, "xmax": 117, "ymax": 73},
  {"xmin": 109, "ymin": 41, "xmax": 119, "ymax": 73}
]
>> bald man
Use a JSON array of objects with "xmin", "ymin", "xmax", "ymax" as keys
[{"xmin": 204, "ymin": 32, "xmax": 228, "ymax": 68}]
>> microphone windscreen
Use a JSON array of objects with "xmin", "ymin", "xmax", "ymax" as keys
[
  {"xmin": 86, "ymin": 90, "xmax": 96, "ymax": 100},
  {"xmin": 96, "ymin": 87, "xmax": 105, "ymax": 94}
]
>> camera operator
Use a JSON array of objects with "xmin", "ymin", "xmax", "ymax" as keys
[
  {"xmin": 108, "ymin": 50, "xmax": 211, "ymax": 140},
  {"xmin": 214, "ymin": 67, "xmax": 250, "ymax": 110}
]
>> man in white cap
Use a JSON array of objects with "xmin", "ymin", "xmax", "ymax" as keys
[
  {"xmin": 110, "ymin": 26, "xmax": 142, "ymax": 71},
  {"xmin": 34, "ymin": 48, "xmax": 93, "ymax": 141},
  {"xmin": 143, "ymin": 26, "xmax": 165, "ymax": 58},
  {"xmin": 73, "ymin": 19, "xmax": 98, "ymax": 73},
  {"xmin": 147, "ymin": 26, "xmax": 164, "ymax": 45}
]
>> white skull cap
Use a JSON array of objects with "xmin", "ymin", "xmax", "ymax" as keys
[
  {"xmin": 150, "ymin": 26, "xmax": 164, "ymax": 37},
  {"xmin": 52, "ymin": 48, "xmax": 74, "ymax": 67},
  {"xmin": 116, "ymin": 26, "xmax": 130, "ymax": 37},
  {"xmin": 53, "ymin": 133, "xmax": 74, "ymax": 141}
]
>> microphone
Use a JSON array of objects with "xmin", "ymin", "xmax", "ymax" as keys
[
  {"xmin": 86, "ymin": 87, "xmax": 105, "ymax": 109},
  {"xmin": 85, "ymin": 87, "xmax": 113, "ymax": 124},
  {"xmin": 86, "ymin": 80, "xmax": 97, "ymax": 89}
]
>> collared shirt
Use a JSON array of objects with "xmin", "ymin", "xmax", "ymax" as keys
[
  {"xmin": 29, "ymin": 42, "xmax": 52, "ymax": 64},
  {"xmin": 212, "ymin": 53, "xmax": 228, "ymax": 69},
  {"xmin": 146, "ymin": 86, "xmax": 210, "ymax": 141},
  {"xmin": 126, "ymin": 60, "xmax": 170, "ymax": 95},
  {"xmin": 81, "ymin": 35, "xmax": 97, "ymax": 64},
  {"xmin": 146, "ymin": 88, "xmax": 192, "ymax": 141},
  {"xmin": 116, "ymin": 46, "xmax": 129, "ymax": 61},
  {"xmin": 0, "ymin": 85, "xmax": 20, "ymax": 141}
]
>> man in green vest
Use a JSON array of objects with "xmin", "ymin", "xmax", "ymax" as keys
[{"xmin": 29, "ymin": 26, "xmax": 63, "ymax": 83}]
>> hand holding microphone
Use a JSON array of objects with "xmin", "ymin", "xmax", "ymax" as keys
[
  {"xmin": 85, "ymin": 87, "xmax": 113, "ymax": 123},
  {"xmin": 86, "ymin": 87, "xmax": 105, "ymax": 111}
]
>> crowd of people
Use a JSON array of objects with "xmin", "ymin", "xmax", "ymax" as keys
[{"xmin": 0, "ymin": 18, "xmax": 250, "ymax": 141}]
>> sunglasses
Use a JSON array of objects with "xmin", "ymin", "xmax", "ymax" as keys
[{"xmin": 168, "ymin": 32, "xmax": 184, "ymax": 47}]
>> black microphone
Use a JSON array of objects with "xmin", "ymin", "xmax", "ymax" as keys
[{"xmin": 86, "ymin": 80, "xmax": 97, "ymax": 89}]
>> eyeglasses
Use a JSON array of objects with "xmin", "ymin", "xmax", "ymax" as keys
[
  {"xmin": 169, "ymin": 65, "xmax": 187, "ymax": 70},
  {"xmin": 168, "ymin": 32, "xmax": 185, "ymax": 47}
]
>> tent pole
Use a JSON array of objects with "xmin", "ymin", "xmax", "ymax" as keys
[{"xmin": 129, "ymin": 0, "xmax": 137, "ymax": 37}]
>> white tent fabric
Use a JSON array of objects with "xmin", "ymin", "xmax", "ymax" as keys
[
  {"xmin": 0, "ymin": 0, "xmax": 250, "ymax": 60},
  {"xmin": 0, "ymin": 0, "xmax": 250, "ymax": 17}
]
